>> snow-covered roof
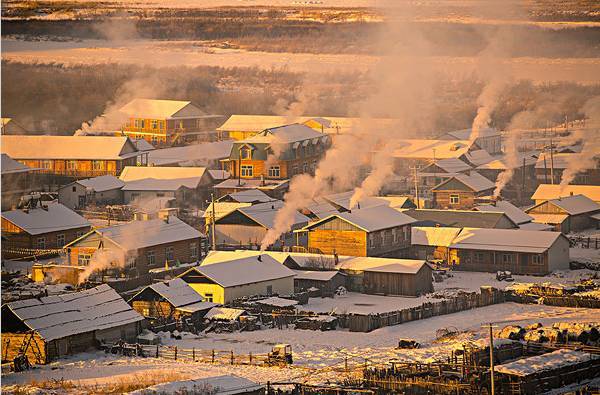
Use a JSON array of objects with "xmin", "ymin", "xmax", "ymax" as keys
[
  {"xmin": 463, "ymin": 149, "xmax": 495, "ymax": 166},
  {"xmin": 222, "ymin": 189, "xmax": 274, "ymax": 204},
  {"xmin": 175, "ymin": 301, "xmax": 217, "ymax": 313},
  {"xmin": 2, "ymin": 202, "xmax": 90, "ymax": 235},
  {"xmin": 95, "ymin": 217, "xmax": 203, "ymax": 251},
  {"xmin": 255, "ymin": 296, "xmax": 298, "ymax": 307},
  {"xmin": 433, "ymin": 171, "xmax": 495, "ymax": 193},
  {"xmin": 2, "ymin": 284, "xmax": 144, "ymax": 341},
  {"xmin": 214, "ymin": 178, "xmax": 289, "ymax": 191},
  {"xmin": 450, "ymin": 227, "xmax": 565, "ymax": 254},
  {"xmin": 538, "ymin": 194, "xmax": 600, "ymax": 215},
  {"xmin": 528, "ymin": 213, "xmax": 569, "ymax": 225},
  {"xmin": 376, "ymin": 196, "xmax": 415, "ymax": 209},
  {"xmin": 204, "ymin": 307, "xmax": 246, "ymax": 321},
  {"xmin": 305, "ymin": 205, "xmax": 416, "ymax": 233},
  {"xmin": 392, "ymin": 139, "xmax": 471, "ymax": 160},
  {"xmin": 303, "ymin": 197, "xmax": 340, "ymax": 219},
  {"xmin": 147, "ymin": 141, "xmax": 234, "ymax": 166},
  {"xmin": 183, "ymin": 254, "xmax": 295, "ymax": 288},
  {"xmin": 292, "ymin": 270, "xmax": 341, "ymax": 281},
  {"xmin": 132, "ymin": 138, "xmax": 155, "ymax": 152},
  {"xmin": 233, "ymin": 200, "xmax": 310, "ymax": 229},
  {"xmin": 474, "ymin": 201, "xmax": 533, "ymax": 225},
  {"xmin": 338, "ymin": 256, "xmax": 427, "ymax": 273},
  {"xmin": 442, "ymin": 127, "xmax": 500, "ymax": 140},
  {"xmin": 405, "ymin": 209, "xmax": 518, "ymax": 229},
  {"xmin": 131, "ymin": 278, "xmax": 204, "ymax": 308},
  {"xmin": 129, "ymin": 374, "xmax": 262, "ymax": 395},
  {"xmin": 518, "ymin": 222, "xmax": 553, "ymax": 231},
  {"xmin": 119, "ymin": 166, "xmax": 206, "ymax": 182},
  {"xmin": 1, "ymin": 154, "xmax": 32, "ymax": 174},
  {"xmin": 119, "ymin": 99, "xmax": 204, "ymax": 119},
  {"xmin": 411, "ymin": 226, "xmax": 463, "ymax": 247},
  {"xmin": 122, "ymin": 177, "xmax": 204, "ymax": 191},
  {"xmin": 202, "ymin": 202, "xmax": 252, "ymax": 220},
  {"xmin": 532, "ymin": 184, "xmax": 600, "ymax": 203},
  {"xmin": 476, "ymin": 153, "xmax": 537, "ymax": 170},
  {"xmin": 495, "ymin": 349, "xmax": 597, "ymax": 377},
  {"xmin": 130, "ymin": 196, "xmax": 176, "ymax": 213},
  {"xmin": 206, "ymin": 169, "xmax": 230, "ymax": 181},
  {"xmin": 322, "ymin": 190, "xmax": 388, "ymax": 211},
  {"xmin": 1, "ymin": 136, "xmax": 140, "ymax": 160},
  {"xmin": 240, "ymin": 123, "xmax": 325, "ymax": 144},
  {"xmin": 76, "ymin": 175, "xmax": 125, "ymax": 192},
  {"xmin": 363, "ymin": 260, "xmax": 430, "ymax": 274},
  {"xmin": 534, "ymin": 152, "xmax": 577, "ymax": 169},
  {"xmin": 422, "ymin": 158, "xmax": 472, "ymax": 173}
]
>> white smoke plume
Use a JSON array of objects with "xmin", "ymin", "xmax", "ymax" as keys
[
  {"xmin": 559, "ymin": 96, "xmax": 600, "ymax": 188},
  {"xmin": 349, "ymin": 142, "xmax": 397, "ymax": 209},
  {"xmin": 78, "ymin": 248, "xmax": 125, "ymax": 284}
]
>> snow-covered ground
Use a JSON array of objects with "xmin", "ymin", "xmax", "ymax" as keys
[{"xmin": 4, "ymin": 302, "xmax": 598, "ymax": 393}]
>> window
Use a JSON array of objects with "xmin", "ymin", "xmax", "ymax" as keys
[
  {"xmin": 241, "ymin": 165, "xmax": 253, "ymax": 177},
  {"xmin": 392, "ymin": 228, "xmax": 398, "ymax": 243},
  {"xmin": 266, "ymin": 285, "xmax": 273, "ymax": 295},
  {"xmin": 151, "ymin": 135, "xmax": 158, "ymax": 145},
  {"xmin": 131, "ymin": 193, "xmax": 140, "ymax": 200},
  {"xmin": 66, "ymin": 160, "xmax": 77, "ymax": 170},
  {"xmin": 41, "ymin": 160, "xmax": 52, "ymax": 170},
  {"xmin": 126, "ymin": 257, "xmax": 136, "ymax": 269},
  {"xmin": 142, "ymin": 308, "xmax": 150, "ymax": 317},
  {"xmin": 156, "ymin": 193, "xmax": 165, "ymax": 197},
  {"xmin": 78, "ymin": 253, "xmax": 91, "ymax": 266},
  {"xmin": 532, "ymin": 254, "xmax": 543, "ymax": 265},
  {"xmin": 161, "ymin": 120, "xmax": 166, "ymax": 130},
  {"xmin": 502, "ymin": 254, "xmax": 514, "ymax": 264},
  {"xmin": 72, "ymin": 186, "xmax": 77, "ymax": 192},
  {"xmin": 56, "ymin": 234, "xmax": 65, "ymax": 247},
  {"xmin": 450, "ymin": 194, "xmax": 460, "ymax": 204},
  {"xmin": 165, "ymin": 246, "xmax": 174, "ymax": 262},
  {"xmin": 147, "ymin": 250, "xmax": 156, "ymax": 266},
  {"xmin": 475, "ymin": 252, "xmax": 485, "ymax": 263},
  {"xmin": 92, "ymin": 161, "xmax": 104, "ymax": 171},
  {"xmin": 403, "ymin": 226, "xmax": 410, "ymax": 241},
  {"xmin": 268, "ymin": 166, "xmax": 280, "ymax": 178},
  {"xmin": 37, "ymin": 237, "xmax": 46, "ymax": 249},
  {"xmin": 302, "ymin": 162, "xmax": 309, "ymax": 173},
  {"xmin": 368, "ymin": 234, "xmax": 375, "ymax": 248},
  {"xmin": 151, "ymin": 120, "xmax": 158, "ymax": 129},
  {"xmin": 204, "ymin": 293, "xmax": 214, "ymax": 302},
  {"xmin": 141, "ymin": 120, "xmax": 146, "ymax": 128},
  {"xmin": 190, "ymin": 242, "xmax": 198, "ymax": 259},
  {"xmin": 240, "ymin": 147, "xmax": 252, "ymax": 160}
]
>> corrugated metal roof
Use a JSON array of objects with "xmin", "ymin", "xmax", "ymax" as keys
[
  {"xmin": 2, "ymin": 202, "xmax": 90, "ymax": 235},
  {"xmin": 411, "ymin": 226, "xmax": 463, "ymax": 247},
  {"xmin": 77, "ymin": 175, "xmax": 125, "ymax": 192},
  {"xmin": 1, "ymin": 154, "xmax": 32, "ymax": 174},
  {"xmin": 119, "ymin": 166, "xmax": 206, "ymax": 182},
  {"xmin": 3, "ymin": 284, "xmax": 144, "ymax": 341},
  {"xmin": 474, "ymin": 201, "xmax": 533, "ymax": 225},
  {"xmin": 132, "ymin": 278, "xmax": 204, "ymax": 308}
]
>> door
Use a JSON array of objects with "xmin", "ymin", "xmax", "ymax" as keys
[{"xmin": 78, "ymin": 195, "xmax": 86, "ymax": 208}]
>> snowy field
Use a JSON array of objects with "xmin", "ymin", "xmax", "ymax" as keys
[{"xmin": 3, "ymin": 38, "xmax": 600, "ymax": 84}]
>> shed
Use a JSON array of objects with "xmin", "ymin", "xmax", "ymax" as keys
[
  {"xmin": 361, "ymin": 260, "xmax": 433, "ymax": 296},
  {"xmin": 178, "ymin": 254, "xmax": 296, "ymax": 304},
  {"xmin": 410, "ymin": 226, "xmax": 463, "ymax": 261},
  {"xmin": 448, "ymin": 228, "xmax": 570, "ymax": 275},
  {"xmin": 1, "ymin": 284, "xmax": 144, "ymax": 364},
  {"xmin": 291, "ymin": 269, "xmax": 346, "ymax": 294},
  {"xmin": 431, "ymin": 171, "xmax": 495, "ymax": 210},
  {"xmin": 58, "ymin": 175, "xmax": 125, "ymax": 209},
  {"xmin": 129, "ymin": 278, "xmax": 215, "ymax": 327}
]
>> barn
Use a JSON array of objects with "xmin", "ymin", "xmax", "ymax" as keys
[
  {"xmin": 1, "ymin": 284, "xmax": 144, "ymax": 364},
  {"xmin": 361, "ymin": 261, "xmax": 433, "ymax": 296}
]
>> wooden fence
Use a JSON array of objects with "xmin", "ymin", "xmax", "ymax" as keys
[
  {"xmin": 506, "ymin": 293, "xmax": 600, "ymax": 309},
  {"xmin": 136, "ymin": 344, "xmax": 274, "ymax": 367},
  {"xmin": 338, "ymin": 287, "xmax": 505, "ymax": 333},
  {"xmin": 568, "ymin": 236, "xmax": 600, "ymax": 249}
]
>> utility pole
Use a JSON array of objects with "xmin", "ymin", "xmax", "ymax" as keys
[
  {"xmin": 210, "ymin": 193, "xmax": 216, "ymax": 250},
  {"xmin": 549, "ymin": 138, "xmax": 555, "ymax": 185},
  {"xmin": 521, "ymin": 157, "xmax": 526, "ymax": 206},
  {"xmin": 485, "ymin": 323, "xmax": 497, "ymax": 395}
]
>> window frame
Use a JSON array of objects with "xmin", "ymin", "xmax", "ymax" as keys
[
  {"xmin": 147, "ymin": 250, "xmax": 156, "ymax": 266},
  {"xmin": 268, "ymin": 165, "xmax": 281, "ymax": 178},
  {"xmin": 204, "ymin": 293, "xmax": 214, "ymax": 302},
  {"xmin": 78, "ymin": 253, "xmax": 92, "ymax": 266},
  {"xmin": 240, "ymin": 147, "xmax": 252, "ymax": 160},
  {"xmin": 37, "ymin": 237, "xmax": 46, "ymax": 249},
  {"xmin": 165, "ymin": 246, "xmax": 174, "ymax": 262},
  {"xmin": 532, "ymin": 254, "xmax": 543, "ymax": 265},
  {"xmin": 66, "ymin": 160, "xmax": 77, "ymax": 171},
  {"xmin": 151, "ymin": 120, "xmax": 158, "ymax": 129},
  {"xmin": 190, "ymin": 242, "xmax": 198, "ymax": 260},
  {"xmin": 92, "ymin": 160, "xmax": 104, "ymax": 171},
  {"xmin": 241, "ymin": 165, "xmax": 254, "ymax": 177},
  {"xmin": 450, "ymin": 194, "xmax": 460, "ymax": 204},
  {"xmin": 56, "ymin": 234, "xmax": 65, "ymax": 247}
]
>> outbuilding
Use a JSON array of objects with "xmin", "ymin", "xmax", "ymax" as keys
[
  {"xmin": 362, "ymin": 260, "xmax": 433, "ymax": 296},
  {"xmin": 526, "ymin": 194, "xmax": 600, "ymax": 233},
  {"xmin": 1, "ymin": 284, "xmax": 144, "ymax": 364},
  {"xmin": 58, "ymin": 175, "xmax": 125, "ymax": 209}
]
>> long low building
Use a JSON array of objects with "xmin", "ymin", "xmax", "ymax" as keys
[
  {"xmin": 1, "ymin": 284, "xmax": 144, "ymax": 364},
  {"xmin": 448, "ymin": 228, "xmax": 570, "ymax": 275}
]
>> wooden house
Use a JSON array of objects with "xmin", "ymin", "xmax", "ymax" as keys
[
  {"xmin": 525, "ymin": 194, "xmax": 600, "ymax": 233},
  {"xmin": 128, "ymin": 278, "xmax": 215, "ymax": 328},
  {"xmin": 535, "ymin": 152, "xmax": 600, "ymax": 185},
  {"xmin": 222, "ymin": 124, "xmax": 330, "ymax": 180},
  {"xmin": 214, "ymin": 200, "xmax": 309, "ymax": 249},
  {"xmin": 1, "ymin": 117, "xmax": 28, "ymax": 134},
  {"xmin": 1, "ymin": 135, "xmax": 146, "ymax": 179},
  {"xmin": 404, "ymin": 209, "xmax": 519, "ymax": 229},
  {"xmin": 448, "ymin": 228, "xmax": 570, "ymax": 275},
  {"xmin": 439, "ymin": 127, "xmax": 502, "ymax": 155},
  {"xmin": 58, "ymin": 175, "xmax": 125, "ymax": 210},
  {"xmin": 472, "ymin": 201, "xmax": 552, "ymax": 230},
  {"xmin": 1, "ymin": 154, "xmax": 39, "ymax": 211},
  {"xmin": 410, "ymin": 226, "xmax": 463, "ymax": 261},
  {"xmin": 65, "ymin": 216, "xmax": 204, "ymax": 277},
  {"xmin": 119, "ymin": 166, "xmax": 212, "ymax": 207},
  {"xmin": 531, "ymin": 184, "xmax": 600, "ymax": 205},
  {"xmin": 1, "ymin": 201, "xmax": 91, "ymax": 259},
  {"xmin": 322, "ymin": 190, "xmax": 391, "ymax": 212},
  {"xmin": 417, "ymin": 158, "xmax": 473, "ymax": 196},
  {"xmin": 119, "ymin": 99, "xmax": 215, "ymax": 146},
  {"xmin": 178, "ymin": 254, "xmax": 295, "ymax": 304},
  {"xmin": 1, "ymin": 284, "xmax": 144, "ymax": 364},
  {"xmin": 218, "ymin": 189, "xmax": 275, "ymax": 204},
  {"xmin": 431, "ymin": 172, "xmax": 495, "ymax": 210},
  {"xmin": 300, "ymin": 205, "xmax": 416, "ymax": 257}
]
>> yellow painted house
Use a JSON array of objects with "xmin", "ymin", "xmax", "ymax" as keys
[{"xmin": 177, "ymin": 254, "xmax": 295, "ymax": 304}]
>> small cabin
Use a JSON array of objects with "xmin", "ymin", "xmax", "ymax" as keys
[
  {"xmin": 431, "ymin": 171, "xmax": 495, "ymax": 210},
  {"xmin": 525, "ymin": 194, "xmax": 600, "ymax": 233}
]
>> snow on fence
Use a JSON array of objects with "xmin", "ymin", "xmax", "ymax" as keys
[
  {"xmin": 136, "ymin": 344, "xmax": 274, "ymax": 366},
  {"xmin": 338, "ymin": 286, "xmax": 505, "ymax": 333}
]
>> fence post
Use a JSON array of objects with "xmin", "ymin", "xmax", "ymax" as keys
[
  {"xmin": 174, "ymin": 346, "xmax": 178, "ymax": 361},
  {"xmin": 345, "ymin": 357, "xmax": 348, "ymax": 372},
  {"xmin": 249, "ymin": 352, "xmax": 253, "ymax": 365},
  {"xmin": 156, "ymin": 344, "xmax": 159, "ymax": 358},
  {"xmin": 192, "ymin": 347, "xmax": 195, "ymax": 362},
  {"xmin": 212, "ymin": 349, "xmax": 215, "ymax": 363},
  {"xmin": 230, "ymin": 350, "xmax": 234, "ymax": 365}
]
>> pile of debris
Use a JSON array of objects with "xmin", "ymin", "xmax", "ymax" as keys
[{"xmin": 496, "ymin": 322, "xmax": 600, "ymax": 346}]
